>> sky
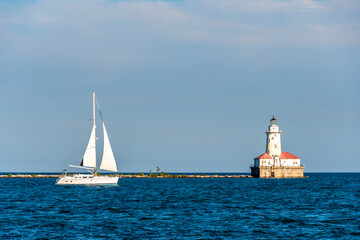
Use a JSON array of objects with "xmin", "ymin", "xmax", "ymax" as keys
[{"xmin": 1, "ymin": 0, "xmax": 359, "ymax": 173}]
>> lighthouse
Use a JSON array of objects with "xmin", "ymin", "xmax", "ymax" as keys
[
  {"xmin": 266, "ymin": 116, "xmax": 282, "ymax": 156},
  {"xmin": 250, "ymin": 117, "xmax": 304, "ymax": 178}
]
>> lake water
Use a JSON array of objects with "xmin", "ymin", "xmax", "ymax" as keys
[{"xmin": 0, "ymin": 173, "xmax": 359, "ymax": 239}]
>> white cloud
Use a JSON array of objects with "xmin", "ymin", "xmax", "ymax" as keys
[
  {"xmin": 0, "ymin": 0, "xmax": 359, "ymax": 73},
  {"xmin": 208, "ymin": 0, "xmax": 326, "ymax": 13}
]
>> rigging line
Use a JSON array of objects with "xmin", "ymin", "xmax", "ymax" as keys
[
  {"xmin": 89, "ymin": 111, "xmax": 93, "ymax": 130},
  {"xmin": 95, "ymin": 95, "xmax": 104, "ymax": 122}
]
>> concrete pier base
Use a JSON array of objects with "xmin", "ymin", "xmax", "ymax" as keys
[{"xmin": 250, "ymin": 166, "xmax": 304, "ymax": 178}]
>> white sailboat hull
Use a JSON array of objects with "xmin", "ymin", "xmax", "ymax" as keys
[{"xmin": 56, "ymin": 174, "xmax": 119, "ymax": 185}]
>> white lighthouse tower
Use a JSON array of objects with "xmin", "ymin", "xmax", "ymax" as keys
[
  {"xmin": 266, "ymin": 116, "xmax": 282, "ymax": 166},
  {"xmin": 250, "ymin": 117, "xmax": 304, "ymax": 178}
]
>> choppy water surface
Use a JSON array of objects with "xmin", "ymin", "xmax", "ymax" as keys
[{"xmin": 0, "ymin": 173, "xmax": 359, "ymax": 239}]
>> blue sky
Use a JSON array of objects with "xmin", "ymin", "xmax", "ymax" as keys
[{"xmin": 1, "ymin": 0, "xmax": 359, "ymax": 172}]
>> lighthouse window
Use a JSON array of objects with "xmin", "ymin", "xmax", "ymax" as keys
[{"xmin": 275, "ymin": 144, "xmax": 277, "ymax": 148}]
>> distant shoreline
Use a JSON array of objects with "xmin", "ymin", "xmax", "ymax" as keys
[{"xmin": 1, "ymin": 172, "xmax": 358, "ymax": 179}]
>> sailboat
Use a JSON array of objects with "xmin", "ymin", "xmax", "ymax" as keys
[{"xmin": 56, "ymin": 91, "xmax": 119, "ymax": 185}]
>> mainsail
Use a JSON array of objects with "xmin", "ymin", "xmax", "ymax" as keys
[
  {"xmin": 80, "ymin": 125, "xmax": 97, "ymax": 168},
  {"xmin": 99, "ymin": 122, "xmax": 117, "ymax": 172}
]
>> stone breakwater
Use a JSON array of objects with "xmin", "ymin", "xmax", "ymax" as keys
[
  {"xmin": 0, "ymin": 174, "xmax": 252, "ymax": 179},
  {"xmin": 120, "ymin": 174, "xmax": 252, "ymax": 178},
  {"xmin": 0, "ymin": 175, "xmax": 59, "ymax": 178}
]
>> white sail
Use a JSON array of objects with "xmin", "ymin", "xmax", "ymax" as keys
[
  {"xmin": 99, "ymin": 122, "xmax": 117, "ymax": 172},
  {"xmin": 81, "ymin": 125, "xmax": 96, "ymax": 168}
]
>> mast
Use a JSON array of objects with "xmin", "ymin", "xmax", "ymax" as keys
[{"xmin": 93, "ymin": 91, "xmax": 97, "ymax": 172}]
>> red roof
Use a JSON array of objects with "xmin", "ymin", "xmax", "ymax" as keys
[
  {"xmin": 280, "ymin": 152, "xmax": 300, "ymax": 159},
  {"xmin": 254, "ymin": 153, "xmax": 272, "ymax": 159}
]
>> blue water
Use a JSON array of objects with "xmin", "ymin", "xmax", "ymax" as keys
[{"xmin": 0, "ymin": 173, "xmax": 359, "ymax": 239}]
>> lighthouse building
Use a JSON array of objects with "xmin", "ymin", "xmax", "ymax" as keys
[{"xmin": 251, "ymin": 117, "xmax": 304, "ymax": 178}]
